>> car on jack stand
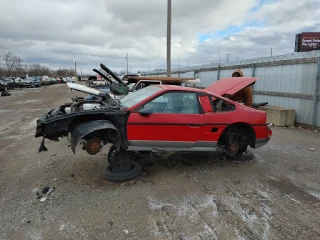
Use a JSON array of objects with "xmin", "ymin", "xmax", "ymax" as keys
[{"xmin": 35, "ymin": 71, "xmax": 272, "ymax": 182}]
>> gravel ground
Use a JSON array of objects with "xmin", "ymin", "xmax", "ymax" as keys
[{"xmin": 0, "ymin": 84, "xmax": 320, "ymax": 240}]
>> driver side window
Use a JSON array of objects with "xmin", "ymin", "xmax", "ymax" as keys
[{"xmin": 143, "ymin": 92, "xmax": 199, "ymax": 114}]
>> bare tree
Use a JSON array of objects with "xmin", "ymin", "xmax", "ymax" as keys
[
  {"xmin": 55, "ymin": 68, "xmax": 76, "ymax": 77},
  {"xmin": 2, "ymin": 51, "xmax": 22, "ymax": 77}
]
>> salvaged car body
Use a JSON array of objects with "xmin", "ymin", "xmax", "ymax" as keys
[
  {"xmin": 35, "ymin": 76, "xmax": 272, "ymax": 182},
  {"xmin": 124, "ymin": 76, "xmax": 201, "ymax": 91},
  {"xmin": 90, "ymin": 64, "xmax": 201, "ymax": 99}
]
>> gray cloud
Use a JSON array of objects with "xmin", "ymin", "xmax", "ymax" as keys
[{"xmin": 0, "ymin": 0, "xmax": 319, "ymax": 74}]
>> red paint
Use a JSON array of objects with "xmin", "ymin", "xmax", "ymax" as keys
[
  {"xmin": 126, "ymin": 83, "xmax": 271, "ymax": 145},
  {"xmin": 205, "ymin": 77, "xmax": 258, "ymax": 96}
]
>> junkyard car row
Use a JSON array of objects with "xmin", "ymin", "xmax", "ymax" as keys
[{"xmin": 0, "ymin": 76, "xmax": 76, "ymax": 89}]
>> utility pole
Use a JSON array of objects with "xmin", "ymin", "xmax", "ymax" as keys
[
  {"xmin": 125, "ymin": 53, "xmax": 129, "ymax": 73},
  {"xmin": 167, "ymin": 0, "xmax": 171, "ymax": 77},
  {"xmin": 270, "ymin": 47, "xmax": 273, "ymax": 57},
  {"xmin": 178, "ymin": 55, "xmax": 180, "ymax": 77},
  {"xmin": 226, "ymin": 54, "xmax": 230, "ymax": 63},
  {"xmin": 74, "ymin": 62, "xmax": 77, "ymax": 74},
  {"xmin": 218, "ymin": 44, "xmax": 221, "ymax": 63}
]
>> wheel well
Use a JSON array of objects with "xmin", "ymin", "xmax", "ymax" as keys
[
  {"xmin": 68, "ymin": 114, "xmax": 116, "ymax": 133},
  {"xmin": 68, "ymin": 114, "xmax": 128, "ymax": 150},
  {"xmin": 218, "ymin": 123, "xmax": 256, "ymax": 147}
]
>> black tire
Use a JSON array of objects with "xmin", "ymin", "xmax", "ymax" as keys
[
  {"xmin": 103, "ymin": 161, "xmax": 142, "ymax": 182},
  {"xmin": 226, "ymin": 150, "xmax": 254, "ymax": 161},
  {"xmin": 237, "ymin": 144, "xmax": 248, "ymax": 154},
  {"xmin": 107, "ymin": 145, "xmax": 134, "ymax": 171}
]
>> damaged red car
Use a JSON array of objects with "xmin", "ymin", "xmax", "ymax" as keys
[{"xmin": 35, "ymin": 77, "xmax": 272, "ymax": 182}]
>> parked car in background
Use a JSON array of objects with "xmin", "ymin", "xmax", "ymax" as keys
[
  {"xmin": 50, "ymin": 78, "xmax": 57, "ymax": 84},
  {"xmin": 24, "ymin": 77, "xmax": 41, "ymax": 88},
  {"xmin": 14, "ymin": 77, "xmax": 25, "ymax": 87},
  {"xmin": 0, "ymin": 80, "xmax": 8, "ymax": 91},
  {"xmin": 1, "ymin": 78, "xmax": 18, "ymax": 89},
  {"xmin": 41, "ymin": 76, "xmax": 50, "ymax": 85},
  {"xmin": 33, "ymin": 76, "xmax": 43, "ymax": 85},
  {"xmin": 56, "ymin": 77, "xmax": 62, "ymax": 83},
  {"xmin": 121, "ymin": 73, "xmax": 141, "ymax": 81},
  {"xmin": 66, "ymin": 77, "xmax": 75, "ymax": 83}
]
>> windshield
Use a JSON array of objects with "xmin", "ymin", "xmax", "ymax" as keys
[{"xmin": 120, "ymin": 86, "xmax": 162, "ymax": 109}]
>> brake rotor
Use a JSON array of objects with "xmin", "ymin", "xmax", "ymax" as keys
[
  {"xmin": 228, "ymin": 143, "xmax": 239, "ymax": 156},
  {"xmin": 85, "ymin": 137, "xmax": 101, "ymax": 155}
]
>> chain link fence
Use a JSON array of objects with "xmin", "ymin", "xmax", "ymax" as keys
[{"xmin": 143, "ymin": 50, "xmax": 320, "ymax": 128}]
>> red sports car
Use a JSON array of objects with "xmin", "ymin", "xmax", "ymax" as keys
[{"xmin": 35, "ymin": 77, "xmax": 272, "ymax": 182}]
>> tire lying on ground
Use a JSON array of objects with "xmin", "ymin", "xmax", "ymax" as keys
[
  {"xmin": 1, "ymin": 90, "xmax": 11, "ymax": 97},
  {"xmin": 103, "ymin": 145, "xmax": 142, "ymax": 182},
  {"xmin": 103, "ymin": 162, "xmax": 142, "ymax": 182}
]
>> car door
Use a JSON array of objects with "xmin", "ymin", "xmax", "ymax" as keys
[{"xmin": 127, "ymin": 91, "xmax": 202, "ymax": 149}]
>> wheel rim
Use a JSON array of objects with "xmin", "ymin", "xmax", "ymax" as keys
[{"xmin": 108, "ymin": 146, "xmax": 134, "ymax": 173}]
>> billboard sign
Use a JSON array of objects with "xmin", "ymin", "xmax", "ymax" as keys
[{"xmin": 294, "ymin": 32, "xmax": 320, "ymax": 52}]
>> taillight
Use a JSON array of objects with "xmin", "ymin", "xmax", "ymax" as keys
[{"xmin": 267, "ymin": 127, "xmax": 272, "ymax": 137}]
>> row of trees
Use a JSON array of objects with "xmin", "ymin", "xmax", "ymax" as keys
[{"xmin": 0, "ymin": 51, "xmax": 76, "ymax": 78}]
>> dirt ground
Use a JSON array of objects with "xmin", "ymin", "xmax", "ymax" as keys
[{"xmin": 0, "ymin": 84, "xmax": 320, "ymax": 240}]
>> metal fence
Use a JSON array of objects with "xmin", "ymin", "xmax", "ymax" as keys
[{"xmin": 143, "ymin": 50, "xmax": 320, "ymax": 128}]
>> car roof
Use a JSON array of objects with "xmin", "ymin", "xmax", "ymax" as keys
[
  {"xmin": 156, "ymin": 84, "xmax": 204, "ymax": 93},
  {"xmin": 154, "ymin": 84, "xmax": 247, "ymax": 98},
  {"xmin": 126, "ymin": 76, "xmax": 197, "ymax": 84}
]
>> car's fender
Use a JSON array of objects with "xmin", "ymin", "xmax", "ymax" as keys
[{"xmin": 71, "ymin": 120, "xmax": 120, "ymax": 153}]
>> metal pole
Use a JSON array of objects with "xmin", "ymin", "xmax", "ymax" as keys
[
  {"xmin": 167, "ymin": 0, "xmax": 171, "ymax": 77},
  {"xmin": 218, "ymin": 44, "xmax": 221, "ymax": 64},
  {"xmin": 126, "ymin": 53, "xmax": 128, "ymax": 73},
  {"xmin": 226, "ymin": 54, "xmax": 230, "ymax": 63},
  {"xmin": 252, "ymin": 63, "xmax": 256, "ymax": 77},
  {"xmin": 312, "ymin": 57, "xmax": 320, "ymax": 129},
  {"xmin": 178, "ymin": 55, "xmax": 180, "ymax": 77},
  {"xmin": 217, "ymin": 63, "xmax": 221, "ymax": 81},
  {"xmin": 270, "ymin": 47, "xmax": 273, "ymax": 57},
  {"xmin": 75, "ymin": 62, "xmax": 77, "ymax": 74}
]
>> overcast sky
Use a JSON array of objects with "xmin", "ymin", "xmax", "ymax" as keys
[{"xmin": 0, "ymin": 0, "xmax": 319, "ymax": 74}]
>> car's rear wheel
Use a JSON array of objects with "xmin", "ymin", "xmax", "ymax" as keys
[
  {"xmin": 237, "ymin": 142, "xmax": 248, "ymax": 154},
  {"xmin": 225, "ymin": 150, "xmax": 253, "ymax": 161},
  {"xmin": 218, "ymin": 125, "xmax": 253, "ymax": 156}
]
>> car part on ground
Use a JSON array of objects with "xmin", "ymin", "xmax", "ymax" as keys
[
  {"xmin": 252, "ymin": 102, "xmax": 268, "ymax": 109},
  {"xmin": 103, "ymin": 145, "xmax": 142, "ymax": 182},
  {"xmin": 1, "ymin": 90, "xmax": 11, "ymax": 97}
]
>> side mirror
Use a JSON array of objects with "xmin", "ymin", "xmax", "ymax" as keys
[{"xmin": 139, "ymin": 107, "xmax": 153, "ymax": 116}]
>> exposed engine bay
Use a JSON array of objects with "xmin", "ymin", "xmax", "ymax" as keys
[{"xmin": 47, "ymin": 89, "xmax": 121, "ymax": 118}]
